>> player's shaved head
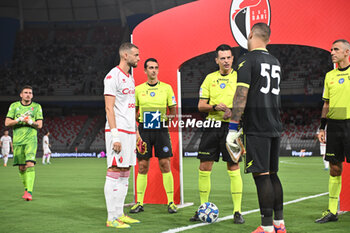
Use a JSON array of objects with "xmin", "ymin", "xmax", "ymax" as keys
[
  {"xmin": 251, "ymin": 23, "xmax": 271, "ymax": 43},
  {"xmin": 333, "ymin": 39, "xmax": 350, "ymax": 50},
  {"xmin": 119, "ymin": 42, "xmax": 139, "ymax": 56}
]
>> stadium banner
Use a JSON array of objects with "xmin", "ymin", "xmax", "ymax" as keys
[{"xmin": 132, "ymin": 0, "xmax": 350, "ymax": 206}]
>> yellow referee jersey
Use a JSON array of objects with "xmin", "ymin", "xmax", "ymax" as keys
[
  {"xmin": 199, "ymin": 69, "xmax": 237, "ymax": 122},
  {"xmin": 323, "ymin": 66, "xmax": 350, "ymax": 120},
  {"xmin": 135, "ymin": 81, "xmax": 176, "ymax": 123}
]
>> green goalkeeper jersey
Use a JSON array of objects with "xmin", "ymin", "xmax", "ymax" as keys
[{"xmin": 6, "ymin": 101, "xmax": 43, "ymax": 145}]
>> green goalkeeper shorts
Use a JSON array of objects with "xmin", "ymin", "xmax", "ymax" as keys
[{"xmin": 13, "ymin": 143, "xmax": 37, "ymax": 166}]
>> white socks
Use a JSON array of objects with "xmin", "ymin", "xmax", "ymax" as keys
[
  {"xmin": 104, "ymin": 171, "xmax": 120, "ymax": 221},
  {"xmin": 4, "ymin": 156, "xmax": 8, "ymax": 165},
  {"xmin": 115, "ymin": 170, "xmax": 130, "ymax": 218},
  {"xmin": 104, "ymin": 170, "xmax": 130, "ymax": 221}
]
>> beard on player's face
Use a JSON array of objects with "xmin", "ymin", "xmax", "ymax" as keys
[{"xmin": 128, "ymin": 61, "xmax": 138, "ymax": 68}]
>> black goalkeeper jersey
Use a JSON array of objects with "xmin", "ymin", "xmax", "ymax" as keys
[{"xmin": 235, "ymin": 48, "xmax": 282, "ymax": 137}]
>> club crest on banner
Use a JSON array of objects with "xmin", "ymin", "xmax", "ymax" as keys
[{"xmin": 230, "ymin": 0, "xmax": 271, "ymax": 49}]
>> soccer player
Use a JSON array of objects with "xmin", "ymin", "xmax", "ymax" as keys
[
  {"xmin": 5, "ymin": 85, "xmax": 43, "ymax": 201},
  {"xmin": 316, "ymin": 128, "xmax": 329, "ymax": 170},
  {"xmin": 130, "ymin": 58, "xmax": 177, "ymax": 214},
  {"xmin": 190, "ymin": 44, "xmax": 245, "ymax": 224},
  {"xmin": 103, "ymin": 42, "xmax": 141, "ymax": 229},
  {"xmin": 225, "ymin": 23, "xmax": 286, "ymax": 233},
  {"xmin": 42, "ymin": 131, "xmax": 51, "ymax": 165},
  {"xmin": 0, "ymin": 130, "xmax": 13, "ymax": 167},
  {"xmin": 315, "ymin": 39, "xmax": 350, "ymax": 224}
]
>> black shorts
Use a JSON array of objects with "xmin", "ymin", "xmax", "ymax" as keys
[
  {"xmin": 197, "ymin": 123, "xmax": 240, "ymax": 163},
  {"xmin": 244, "ymin": 135, "xmax": 280, "ymax": 173},
  {"xmin": 325, "ymin": 119, "xmax": 350, "ymax": 163},
  {"xmin": 137, "ymin": 123, "xmax": 173, "ymax": 159}
]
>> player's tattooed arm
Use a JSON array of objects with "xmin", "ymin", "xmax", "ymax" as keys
[{"xmin": 231, "ymin": 86, "xmax": 249, "ymax": 122}]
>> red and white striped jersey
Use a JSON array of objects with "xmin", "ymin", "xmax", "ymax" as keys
[{"xmin": 104, "ymin": 66, "xmax": 136, "ymax": 134}]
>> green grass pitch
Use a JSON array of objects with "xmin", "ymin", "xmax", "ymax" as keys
[{"xmin": 0, "ymin": 156, "xmax": 349, "ymax": 232}]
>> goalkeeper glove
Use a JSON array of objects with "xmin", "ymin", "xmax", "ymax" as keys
[
  {"xmin": 226, "ymin": 121, "xmax": 243, "ymax": 161},
  {"xmin": 24, "ymin": 116, "xmax": 34, "ymax": 125},
  {"xmin": 136, "ymin": 138, "xmax": 147, "ymax": 155},
  {"xmin": 16, "ymin": 116, "xmax": 24, "ymax": 122}
]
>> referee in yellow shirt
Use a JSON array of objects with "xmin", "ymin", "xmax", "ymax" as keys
[
  {"xmin": 130, "ymin": 58, "xmax": 177, "ymax": 214},
  {"xmin": 316, "ymin": 39, "xmax": 350, "ymax": 223},
  {"xmin": 190, "ymin": 44, "xmax": 244, "ymax": 224}
]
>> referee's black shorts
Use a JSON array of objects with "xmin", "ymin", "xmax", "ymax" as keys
[
  {"xmin": 325, "ymin": 119, "xmax": 350, "ymax": 164},
  {"xmin": 137, "ymin": 123, "xmax": 173, "ymax": 159},
  {"xmin": 197, "ymin": 122, "xmax": 240, "ymax": 163},
  {"xmin": 244, "ymin": 134, "xmax": 280, "ymax": 174}
]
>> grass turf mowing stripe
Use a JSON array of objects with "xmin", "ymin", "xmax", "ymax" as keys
[{"xmin": 162, "ymin": 192, "xmax": 329, "ymax": 233}]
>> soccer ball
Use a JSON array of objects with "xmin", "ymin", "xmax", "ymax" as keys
[{"xmin": 197, "ymin": 202, "xmax": 219, "ymax": 223}]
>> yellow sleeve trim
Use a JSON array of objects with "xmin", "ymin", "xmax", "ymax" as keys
[{"xmin": 237, "ymin": 82, "xmax": 250, "ymax": 88}]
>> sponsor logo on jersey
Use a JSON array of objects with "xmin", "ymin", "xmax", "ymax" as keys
[
  {"xmin": 106, "ymin": 75, "xmax": 112, "ymax": 79},
  {"xmin": 339, "ymin": 78, "xmax": 345, "ymax": 84},
  {"xmin": 163, "ymin": 146, "xmax": 169, "ymax": 153},
  {"xmin": 122, "ymin": 88, "xmax": 135, "ymax": 95},
  {"xmin": 220, "ymin": 83, "xmax": 226, "ymax": 89},
  {"xmin": 150, "ymin": 92, "xmax": 156, "ymax": 97},
  {"xmin": 144, "ymin": 110, "xmax": 161, "ymax": 129},
  {"xmin": 199, "ymin": 88, "xmax": 203, "ymax": 97},
  {"xmin": 230, "ymin": 0, "xmax": 271, "ymax": 49}
]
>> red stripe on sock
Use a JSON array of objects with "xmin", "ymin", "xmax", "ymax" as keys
[
  {"xmin": 106, "ymin": 171, "xmax": 120, "ymax": 179},
  {"xmin": 120, "ymin": 170, "xmax": 130, "ymax": 178}
]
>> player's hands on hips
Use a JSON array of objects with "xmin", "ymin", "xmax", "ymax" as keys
[
  {"xmin": 318, "ymin": 129, "xmax": 326, "ymax": 144},
  {"xmin": 111, "ymin": 128, "xmax": 121, "ymax": 153}
]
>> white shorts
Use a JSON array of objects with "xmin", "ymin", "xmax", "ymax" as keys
[
  {"xmin": 43, "ymin": 148, "xmax": 51, "ymax": 155},
  {"xmin": 320, "ymin": 144, "xmax": 326, "ymax": 155},
  {"xmin": 1, "ymin": 148, "xmax": 9, "ymax": 156},
  {"xmin": 105, "ymin": 130, "xmax": 136, "ymax": 168}
]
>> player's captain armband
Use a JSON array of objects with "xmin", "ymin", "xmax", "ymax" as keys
[{"xmin": 111, "ymin": 128, "xmax": 121, "ymax": 143}]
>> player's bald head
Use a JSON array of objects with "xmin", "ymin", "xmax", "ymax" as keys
[
  {"xmin": 251, "ymin": 23, "xmax": 271, "ymax": 43},
  {"xmin": 119, "ymin": 42, "xmax": 138, "ymax": 56},
  {"xmin": 333, "ymin": 39, "xmax": 350, "ymax": 50}
]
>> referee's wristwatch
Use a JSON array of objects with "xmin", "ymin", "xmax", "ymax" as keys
[{"xmin": 212, "ymin": 104, "xmax": 217, "ymax": 111}]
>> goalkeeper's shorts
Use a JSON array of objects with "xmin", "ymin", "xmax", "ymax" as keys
[
  {"xmin": 325, "ymin": 119, "xmax": 350, "ymax": 164},
  {"xmin": 198, "ymin": 123, "xmax": 241, "ymax": 163},
  {"xmin": 105, "ymin": 129, "xmax": 136, "ymax": 168},
  {"xmin": 244, "ymin": 135, "xmax": 280, "ymax": 174},
  {"xmin": 137, "ymin": 123, "xmax": 173, "ymax": 159},
  {"xmin": 13, "ymin": 142, "xmax": 37, "ymax": 166}
]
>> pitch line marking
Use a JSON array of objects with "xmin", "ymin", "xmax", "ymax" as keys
[{"xmin": 162, "ymin": 192, "xmax": 328, "ymax": 233}]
